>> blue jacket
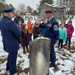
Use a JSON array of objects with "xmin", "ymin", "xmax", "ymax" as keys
[
  {"xmin": 39, "ymin": 23, "xmax": 46, "ymax": 36},
  {"xmin": 44, "ymin": 17, "xmax": 59, "ymax": 42},
  {"xmin": 0, "ymin": 16, "xmax": 21, "ymax": 53},
  {"xmin": 59, "ymin": 27, "xmax": 67, "ymax": 41}
]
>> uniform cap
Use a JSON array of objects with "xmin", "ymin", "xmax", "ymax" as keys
[
  {"xmin": 3, "ymin": 7, "xmax": 14, "ymax": 13},
  {"xmin": 45, "ymin": 9, "xmax": 53, "ymax": 13}
]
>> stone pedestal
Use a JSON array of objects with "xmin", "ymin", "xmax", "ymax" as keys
[{"xmin": 29, "ymin": 37, "xmax": 50, "ymax": 75}]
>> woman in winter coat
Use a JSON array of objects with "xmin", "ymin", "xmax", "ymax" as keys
[
  {"xmin": 33, "ymin": 20, "xmax": 42, "ymax": 39},
  {"xmin": 65, "ymin": 20, "xmax": 74, "ymax": 48},
  {"xmin": 21, "ymin": 25, "xmax": 29, "ymax": 54}
]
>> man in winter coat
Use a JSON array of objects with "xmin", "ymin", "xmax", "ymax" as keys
[
  {"xmin": 0, "ymin": 7, "xmax": 21, "ymax": 75},
  {"xmin": 14, "ymin": 11, "xmax": 24, "ymax": 25}
]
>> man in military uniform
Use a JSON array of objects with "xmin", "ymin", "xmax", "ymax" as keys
[
  {"xmin": 44, "ymin": 9, "xmax": 59, "ymax": 71},
  {"xmin": 0, "ymin": 8, "xmax": 21, "ymax": 75}
]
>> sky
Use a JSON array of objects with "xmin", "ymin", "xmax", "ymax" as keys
[{"xmin": 6, "ymin": 0, "xmax": 40, "ymax": 9}]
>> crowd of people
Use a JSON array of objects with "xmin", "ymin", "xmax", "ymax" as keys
[
  {"xmin": 14, "ymin": 11, "xmax": 74, "ymax": 53},
  {"xmin": 0, "ymin": 7, "xmax": 74, "ymax": 75},
  {"xmin": 58, "ymin": 20, "xmax": 74, "ymax": 50}
]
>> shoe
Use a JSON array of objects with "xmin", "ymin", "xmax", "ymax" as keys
[
  {"xmin": 6, "ymin": 67, "xmax": 9, "ymax": 71},
  {"xmin": 23, "ymin": 50, "xmax": 26, "ymax": 54},
  {"xmin": 49, "ymin": 64, "xmax": 59, "ymax": 71},
  {"xmin": 63, "ymin": 44, "xmax": 67, "ymax": 46},
  {"xmin": 10, "ymin": 69, "xmax": 20, "ymax": 75},
  {"xmin": 54, "ymin": 65, "xmax": 59, "ymax": 71},
  {"xmin": 68, "ymin": 45, "xmax": 70, "ymax": 48},
  {"xmin": 58, "ymin": 47, "xmax": 61, "ymax": 50},
  {"xmin": 27, "ymin": 50, "xmax": 29, "ymax": 53},
  {"xmin": 49, "ymin": 63, "xmax": 54, "ymax": 67},
  {"xmin": 26, "ymin": 48, "xmax": 29, "ymax": 53}
]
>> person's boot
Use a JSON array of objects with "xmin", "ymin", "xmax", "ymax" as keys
[
  {"xmin": 23, "ymin": 51, "xmax": 26, "ymax": 54},
  {"xmin": 49, "ymin": 63, "xmax": 53, "ymax": 67},
  {"xmin": 23, "ymin": 48, "xmax": 26, "ymax": 54},
  {"xmin": 63, "ymin": 43, "xmax": 67, "ymax": 46},
  {"xmin": 54, "ymin": 64, "xmax": 59, "ymax": 71},
  {"xmin": 49, "ymin": 63, "xmax": 59, "ymax": 71},
  {"xmin": 10, "ymin": 69, "xmax": 20, "ymax": 75},
  {"xmin": 58, "ymin": 47, "xmax": 61, "ymax": 50},
  {"xmin": 26, "ymin": 48, "xmax": 29, "ymax": 53},
  {"xmin": 68, "ymin": 45, "xmax": 70, "ymax": 49}
]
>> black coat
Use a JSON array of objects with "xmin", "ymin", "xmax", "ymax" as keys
[
  {"xmin": 33, "ymin": 27, "xmax": 42, "ymax": 39},
  {"xmin": 14, "ymin": 16, "xmax": 24, "ymax": 24}
]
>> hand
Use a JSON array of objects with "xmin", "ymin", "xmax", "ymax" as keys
[
  {"xmin": 19, "ymin": 44, "xmax": 22, "ymax": 48},
  {"xmin": 38, "ymin": 34, "xmax": 41, "ymax": 37},
  {"xmin": 56, "ymin": 40, "xmax": 58, "ymax": 43}
]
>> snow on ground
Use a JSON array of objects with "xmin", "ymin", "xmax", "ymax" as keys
[
  {"xmin": 49, "ymin": 47, "xmax": 75, "ymax": 75},
  {"xmin": 0, "ymin": 18, "xmax": 75, "ymax": 75},
  {"xmin": 0, "ymin": 34, "xmax": 75, "ymax": 75}
]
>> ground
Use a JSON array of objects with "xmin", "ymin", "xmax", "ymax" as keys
[{"xmin": 0, "ymin": 31, "xmax": 75, "ymax": 75}]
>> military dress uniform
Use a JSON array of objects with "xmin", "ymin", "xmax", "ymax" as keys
[
  {"xmin": 44, "ymin": 10, "xmax": 59, "ymax": 67},
  {"xmin": 0, "ymin": 8, "xmax": 21, "ymax": 75}
]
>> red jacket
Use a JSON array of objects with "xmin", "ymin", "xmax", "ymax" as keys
[{"xmin": 65, "ymin": 25, "xmax": 74, "ymax": 38}]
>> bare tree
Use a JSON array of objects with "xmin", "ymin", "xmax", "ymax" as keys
[
  {"xmin": 56, "ymin": 0, "xmax": 75, "ymax": 15},
  {"xmin": 27, "ymin": 6, "xmax": 33, "ymax": 14},
  {"xmin": 18, "ymin": 4, "xmax": 26, "ymax": 14}
]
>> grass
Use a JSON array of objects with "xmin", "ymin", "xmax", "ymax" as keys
[{"xmin": 0, "ymin": 57, "xmax": 7, "ymax": 64}]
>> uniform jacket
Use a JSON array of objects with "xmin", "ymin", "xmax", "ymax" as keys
[
  {"xmin": 65, "ymin": 25, "xmax": 74, "ymax": 38},
  {"xmin": 39, "ymin": 23, "xmax": 46, "ymax": 36},
  {"xmin": 0, "ymin": 16, "xmax": 21, "ymax": 53},
  {"xmin": 44, "ymin": 17, "xmax": 59, "ymax": 42}
]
